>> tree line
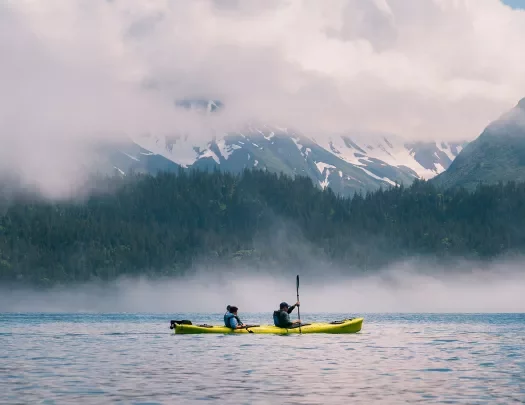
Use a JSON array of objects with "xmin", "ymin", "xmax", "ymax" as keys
[{"xmin": 1, "ymin": 169, "xmax": 524, "ymax": 284}]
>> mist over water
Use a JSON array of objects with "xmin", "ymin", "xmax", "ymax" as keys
[
  {"xmin": 2, "ymin": 260, "xmax": 524, "ymax": 404},
  {"xmin": 2, "ymin": 259, "xmax": 524, "ymax": 314}
]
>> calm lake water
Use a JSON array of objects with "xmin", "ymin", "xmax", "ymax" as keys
[{"xmin": 1, "ymin": 313, "xmax": 524, "ymax": 404}]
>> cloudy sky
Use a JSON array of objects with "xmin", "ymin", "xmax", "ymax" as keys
[{"xmin": 1, "ymin": 0, "xmax": 525, "ymax": 196}]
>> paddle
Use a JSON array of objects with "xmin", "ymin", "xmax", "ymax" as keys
[
  {"xmin": 296, "ymin": 274, "xmax": 302, "ymax": 334},
  {"xmin": 238, "ymin": 316, "xmax": 255, "ymax": 333}
]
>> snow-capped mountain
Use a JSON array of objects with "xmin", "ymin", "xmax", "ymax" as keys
[
  {"xmin": 105, "ymin": 99, "xmax": 466, "ymax": 196},
  {"xmin": 118, "ymin": 128, "xmax": 464, "ymax": 196}
]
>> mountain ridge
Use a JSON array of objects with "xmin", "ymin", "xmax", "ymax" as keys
[
  {"xmin": 123, "ymin": 129, "xmax": 465, "ymax": 196},
  {"xmin": 433, "ymin": 98, "xmax": 525, "ymax": 189},
  {"xmin": 93, "ymin": 99, "xmax": 467, "ymax": 196}
]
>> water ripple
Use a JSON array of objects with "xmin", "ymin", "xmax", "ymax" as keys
[{"xmin": 1, "ymin": 313, "xmax": 524, "ymax": 404}]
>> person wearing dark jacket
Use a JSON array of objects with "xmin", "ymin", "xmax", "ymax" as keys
[{"xmin": 273, "ymin": 301, "xmax": 301, "ymax": 327}]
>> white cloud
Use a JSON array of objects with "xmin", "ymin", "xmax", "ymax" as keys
[{"xmin": 1, "ymin": 0, "xmax": 525, "ymax": 197}]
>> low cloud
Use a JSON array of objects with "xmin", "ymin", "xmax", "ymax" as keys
[
  {"xmin": 2, "ymin": 0, "xmax": 525, "ymax": 197},
  {"xmin": 1, "ymin": 259, "xmax": 524, "ymax": 313}
]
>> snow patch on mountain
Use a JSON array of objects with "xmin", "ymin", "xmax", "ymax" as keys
[
  {"xmin": 437, "ymin": 142, "xmax": 456, "ymax": 162},
  {"xmin": 264, "ymin": 132, "xmax": 276, "ymax": 142},
  {"xmin": 129, "ymin": 124, "xmax": 466, "ymax": 196},
  {"xmin": 315, "ymin": 134, "xmax": 441, "ymax": 179},
  {"xmin": 320, "ymin": 171, "xmax": 331, "ymax": 189},
  {"xmin": 134, "ymin": 133, "xmax": 205, "ymax": 167},
  {"xmin": 217, "ymin": 139, "xmax": 242, "ymax": 160},
  {"xmin": 360, "ymin": 167, "xmax": 396, "ymax": 186},
  {"xmin": 121, "ymin": 152, "xmax": 140, "ymax": 162},
  {"xmin": 315, "ymin": 162, "xmax": 337, "ymax": 174},
  {"xmin": 114, "ymin": 166, "xmax": 125, "ymax": 176}
]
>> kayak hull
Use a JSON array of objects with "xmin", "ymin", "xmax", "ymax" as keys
[{"xmin": 172, "ymin": 317, "xmax": 363, "ymax": 335}]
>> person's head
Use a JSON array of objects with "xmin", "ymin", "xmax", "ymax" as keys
[
  {"xmin": 279, "ymin": 302, "xmax": 289, "ymax": 311},
  {"xmin": 229, "ymin": 306, "xmax": 238, "ymax": 315}
]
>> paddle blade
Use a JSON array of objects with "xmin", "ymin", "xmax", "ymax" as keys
[{"xmin": 296, "ymin": 274, "xmax": 300, "ymax": 291}]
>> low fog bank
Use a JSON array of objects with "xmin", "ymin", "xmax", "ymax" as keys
[{"xmin": 1, "ymin": 259, "xmax": 524, "ymax": 314}]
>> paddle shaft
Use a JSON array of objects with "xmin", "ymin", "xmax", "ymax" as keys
[{"xmin": 296, "ymin": 275, "xmax": 302, "ymax": 334}]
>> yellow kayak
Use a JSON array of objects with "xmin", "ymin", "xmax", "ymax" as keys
[{"xmin": 170, "ymin": 317, "xmax": 363, "ymax": 334}]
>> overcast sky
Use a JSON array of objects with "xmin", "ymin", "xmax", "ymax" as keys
[{"xmin": 1, "ymin": 0, "xmax": 525, "ymax": 196}]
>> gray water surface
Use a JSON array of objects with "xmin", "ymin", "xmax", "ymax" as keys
[{"xmin": 1, "ymin": 313, "xmax": 524, "ymax": 404}]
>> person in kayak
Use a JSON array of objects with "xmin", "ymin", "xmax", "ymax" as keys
[
  {"xmin": 273, "ymin": 301, "xmax": 301, "ymax": 327},
  {"xmin": 224, "ymin": 305, "xmax": 246, "ymax": 329}
]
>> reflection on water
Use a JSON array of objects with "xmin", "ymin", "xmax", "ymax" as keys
[{"xmin": 1, "ymin": 313, "xmax": 524, "ymax": 404}]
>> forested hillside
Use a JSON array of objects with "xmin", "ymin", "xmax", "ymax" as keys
[{"xmin": 1, "ymin": 169, "xmax": 525, "ymax": 285}]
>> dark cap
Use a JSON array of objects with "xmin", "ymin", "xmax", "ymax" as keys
[
  {"xmin": 229, "ymin": 306, "xmax": 238, "ymax": 312},
  {"xmin": 280, "ymin": 302, "xmax": 289, "ymax": 309}
]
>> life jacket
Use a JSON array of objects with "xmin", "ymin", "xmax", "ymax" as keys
[
  {"xmin": 273, "ymin": 310, "xmax": 287, "ymax": 327},
  {"xmin": 224, "ymin": 312, "xmax": 241, "ymax": 328},
  {"xmin": 273, "ymin": 311, "xmax": 279, "ymax": 326}
]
